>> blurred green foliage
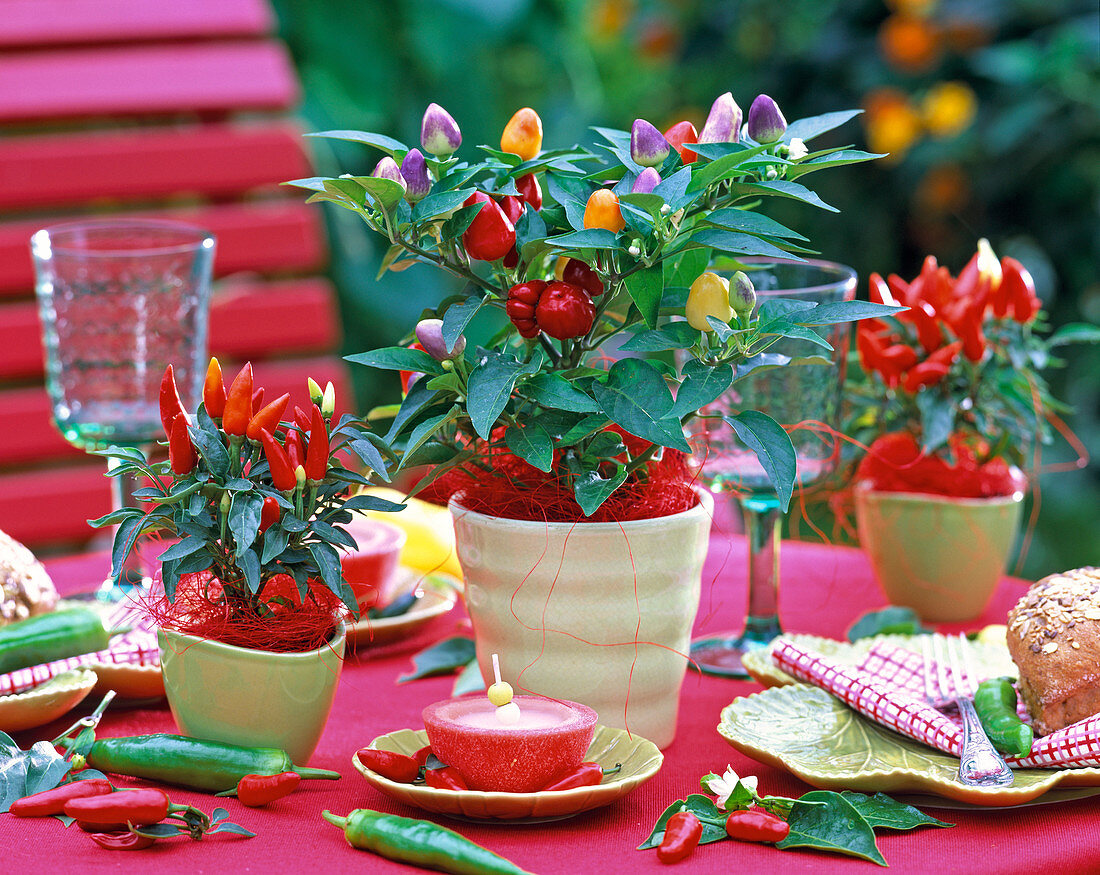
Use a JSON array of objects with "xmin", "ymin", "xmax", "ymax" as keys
[{"xmin": 270, "ymin": 0, "xmax": 1098, "ymax": 575}]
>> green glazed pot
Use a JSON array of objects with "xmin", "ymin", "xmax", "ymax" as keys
[
  {"xmin": 854, "ymin": 483, "xmax": 1024, "ymax": 623},
  {"xmin": 158, "ymin": 621, "xmax": 345, "ymax": 764}
]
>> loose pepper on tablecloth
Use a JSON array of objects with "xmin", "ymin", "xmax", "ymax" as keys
[
  {"xmin": 225, "ymin": 772, "xmax": 302, "ymax": 807},
  {"xmin": 356, "ymin": 749, "xmax": 420, "ymax": 784},
  {"xmin": 10, "ymin": 779, "xmax": 114, "ymax": 816},
  {"xmin": 64, "ymin": 788, "xmax": 172, "ymax": 825},
  {"xmin": 725, "ymin": 808, "xmax": 790, "ymax": 843},
  {"xmin": 89, "ymin": 831, "xmax": 157, "ymax": 850},
  {"xmin": 656, "ymin": 811, "xmax": 703, "ymax": 864},
  {"xmin": 85, "ymin": 735, "xmax": 340, "ymax": 792},
  {"xmin": 323, "ymin": 809, "xmax": 533, "ymax": 875}
]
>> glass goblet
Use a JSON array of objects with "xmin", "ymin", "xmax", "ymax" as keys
[
  {"xmin": 692, "ymin": 258, "xmax": 856, "ymax": 677},
  {"xmin": 31, "ymin": 219, "xmax": 215, "ymax": 601}
]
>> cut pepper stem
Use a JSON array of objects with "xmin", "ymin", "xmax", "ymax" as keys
[{"xmin": 294, "ymin": 766, "xmax": 342, "ymax": 781}]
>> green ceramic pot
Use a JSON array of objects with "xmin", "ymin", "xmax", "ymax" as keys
[
  {"xmin": 854, "ymin": 484, "xmax": 1024, "ymax": 623},
  {"xmin": 157, "ymin": 621, "xmax": 345, "ymax": 764}
]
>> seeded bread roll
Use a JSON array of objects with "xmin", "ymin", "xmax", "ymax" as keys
[
  {"xmin": 0, "ymin": 529, "xmax": 58, "ymax": 625},
  {"xmin": 1006, "ymin": 568, "xmax": 1100, "ymax": 736}
]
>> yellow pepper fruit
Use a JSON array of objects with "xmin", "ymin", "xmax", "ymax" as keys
[
  {"xmin": 583, "ymin": 189, "xmax": 625, "ymax": 233},
  {"xmin": 685, "ymin": 271, "xmax": 733, "ymax": 331},
  {"xmin": 501, "ymin": 107, "xmax": 543, "ymax": 161}
]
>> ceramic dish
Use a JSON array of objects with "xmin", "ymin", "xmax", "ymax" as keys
[
  {"xmin": 347, "ymin": 570, "xmax": 459, "ymax": 649},
  {"xmin": 88, "ymin": 662, "xmax": 164, "ymax": 700},
  {"xmin": 719, "ymin": 683, "xmax": 1100, "ymax": 807},
  {"xmin": 353, "ymin": 724, "xmax": 663, "ymax": 821},
  {"xmin": 739, "ymin": 632, "xmax": 1017, "ymax": 689},
  {"xmin": 0, "ymin": 669, "xmax": 97, "ymax": 732}
]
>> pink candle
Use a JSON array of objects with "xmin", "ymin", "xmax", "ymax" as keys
[
  {"xmin": 423, "ymin": 695, "xmax": 597, "ymax": 792},
  {"xmin": 340, "ymin": 518, "xmax": 405, "ymax": 609}
]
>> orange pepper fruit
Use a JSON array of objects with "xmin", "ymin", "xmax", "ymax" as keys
[
  {"xmin": 583, "ymin": 189, "xmax": 625, "ymax": 233},
  {"xmin": 501, "ymin": 107, "xmax": 543, "ymax": 161}
]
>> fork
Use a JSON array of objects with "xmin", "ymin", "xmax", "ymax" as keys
[{"xmin": 921, "ymin": 633, "xmax": 1014, "ymax": 787}]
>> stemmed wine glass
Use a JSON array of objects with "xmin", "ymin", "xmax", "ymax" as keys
[
  {"xmin": 692, "ymin": 258, "xmax": 856, "ymax": 677},
  {"xmin": 32, "ymin": 219, "xmax": 215, "ymax": 601}
]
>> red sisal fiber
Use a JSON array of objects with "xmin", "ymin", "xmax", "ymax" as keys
[{"xmin": 145, "ymin": 571, "xmax": 346, "ymax": 653}]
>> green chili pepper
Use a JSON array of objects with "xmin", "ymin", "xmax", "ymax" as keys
[
  {"xmin": 323, "ymin": 809, "xmax": 532, "ymax": 875},
  {"xmin": 0, "ymin": 609, "xmax": 110, "ymax": 673},
  {"xmin": 86, "ymin": 735, "xmax": 340, "ymax": 792},
  {"xmin": 974, "ymin": 677, "xmax": 1033, "ymax": 758}
]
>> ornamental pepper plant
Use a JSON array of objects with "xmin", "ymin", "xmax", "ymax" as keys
[
  {"xmin": 846, "ymin": 240, "xmax": 1100, "ymax": 498},
  {"xmin": 92, "ymin": 360, "xmax": 400, "ymax": 650},
  {"xmin": 291, "ymin": 97, "xmax": 895, "ymax": 518}
]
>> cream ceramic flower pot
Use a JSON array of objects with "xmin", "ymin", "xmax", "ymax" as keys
[
  {"xmin": 158, "ymin": 622, "xmax": 345, "ymax": 763},
  {"xmin": 450, "ymin": 490, "xmax": 712, "ymax": 749},
  {"xmin": 854, "ymin": 484, "xmax": 1024, "ymax": 623}
]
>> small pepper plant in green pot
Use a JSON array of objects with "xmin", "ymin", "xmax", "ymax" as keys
[
  {"xmin": 846, "ymin": 241, "xmax": 1100, "ymax": 621},
  {"xmin": 94, "ymin": 359, "xmax": 399, "ymax": 761},
  {"xmin": 290, "ymin": 96, "xmax": 896, "ymax": 746}
]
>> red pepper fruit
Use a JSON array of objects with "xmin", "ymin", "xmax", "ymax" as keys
[
  {"xmin": 413, "ymin": 745, "xmax": 434, "ymax": 767},
  {"xmin": 251, "ymin": 387, "xmax": 265, "ymax": 416},
  {"xmin": 499, "ymin": 195, "xmax": 525, "ymax": 268},
  {"xmin": 663, "ymin": 120, "xmax": 699, "ymax": 163},
  {"xmin": 222, "ymin": 363, "xmax": 254, "ymax": 436},
  {"xmin": 1001, "ymin": 256, "xmax": 1040, "ymax": 323},
  {"xmin": 10, "ymin": 779, "xmax": 114, "ymax": 817},
  {"xmin": 293, "ymin": 405, "xmax": 313, "ymax": 431},
  {"xmin": 725, "ymin": 808, "xmax": 790, "ymax": 843},
  {"xmin": 236, "ymin": 772, "xmax": 301, "ymax": 807},
  {"xmin": 356, "ymin": 748, "xmax": 421, "ymax": 784},
  {"xmin": 516, "ymin": 173, "xmax": 542, "ymax": 210},
  {"xmin": 203, "ymin": 357, "xmax": 227, "ymax": 418},
  {"xmin": 168, "ymin": 415, "xmax": 196, "ymax": 476},
  {"xmin": 541, "ymin": 761, "xmax": 621, "ymax": 791},
  {"xmin": 158, "ymin": 365, "xmax": 187, "ymax": 439},
  {"xmin": 305, "ymin": 404, "xmax": 330, "ymax": 482},
  {"xmin": 899, "ymin": 298, "xmax": 942, "ymax": 353},
  {"xmin": 64, "ymin": 788, "xmax": 171, "ymax": 826},
  {"xmin": 562, "ymin": 258, "xmax": 605, "ymax": 297},
  {"xmin": 285, "ymin": 427, "xmax": 305, "ymax": 470},
  {"xmin": 506, "ymin": 280, "xmax": 547, "ymax": 338},
  {"xmin": 535, "ymin": 281, "xmax": 596, "ymax": 340},
  {"xmin": 461, "ymin": 192, "xmax": 516, "ymax": 262},
  {"xmin": 399, "ymin": 342, "xmax": 427, "ymax": 394},
  {"xmin": 89, "ymin": 831, "xmax": 157, "ymax": 851},
  {"xmin": 79, "ymin": 820, "xmax": 129, "ymax": 833},
  {"xmin": 260, "ymin": 428, "xmax": 298, "ymax": 492},
  {"xmin": 424, "ymin": 767, "xmax": 468, "ymax": 791},
  {"xmin": 955, "ymin": 299, "xmax": 988, "ymax": 362},
  {"xmin": 246, "ymin": 392, "xmax": 290, "ymax": 443},
  {"xmin": 258, "ymin": 495, "xmax": 280, "ymax": 534},
  {"xmin": 657, "ymin": 811, "xmax": 703, "ymax": 863},
  {"xmin": 902, "ymin": 360, "xmax": 950, "ymax": 392}
]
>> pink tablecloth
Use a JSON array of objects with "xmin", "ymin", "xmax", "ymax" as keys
[{"xmin": 5, "ymin": 534, "xmax": 1095, "ymax": 875}]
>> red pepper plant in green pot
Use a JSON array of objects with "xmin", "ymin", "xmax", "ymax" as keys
[
  {"xmin": 290, "ymin": 98, "xmax": 896, "ymax": 747},
  {"xmin": 93, "ymin": 360, "xmax": 399, "ymax": 761},
  {"xmin": 846, "ymin": 241, "xmax": 1100, "ymax": 622}
]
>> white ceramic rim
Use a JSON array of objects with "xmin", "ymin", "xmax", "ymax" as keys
[
  {"xmin": 158, "ymin": 618, "xmax": 347, "ymax": 661},
  {"xmin": 854, "ymin": 481, "xmax": 1025, "ymax": 507},
  {"xmin": 448, "ymin": 483, "xmax": 714, "ymax": 534}
]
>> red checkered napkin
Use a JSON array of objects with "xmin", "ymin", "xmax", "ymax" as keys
[
  {"xmin": 771, "ymin": 638, "xmax": 1100, "ymax": 769},
  {"xmin": 0, "ymin": 600, "xmax": 160, "ymax": 697}
]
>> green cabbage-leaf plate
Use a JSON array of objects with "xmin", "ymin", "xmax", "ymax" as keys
[{"xmin": 721, "ymin": 683, "xmax": 1100, "ymax": 807}]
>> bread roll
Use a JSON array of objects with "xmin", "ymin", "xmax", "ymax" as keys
[
  {"xmin": 1006, "ymin": 567, "xmax": 1100, "ymax": 736},
  {"xmin": 0, "ymin": 529, "xmax": 58, "ymax": 624}
]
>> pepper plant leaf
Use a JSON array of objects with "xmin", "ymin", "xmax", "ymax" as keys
[
  {"xmin": 399, "ymin": 636, "xmax": 478, "ymax": 682},
  {"xmin": 776, "ymin": 790, "xmax": 887, "ymax": 866},
  {"xmin": 0, "ymin": 734, "xmax": 70, "ymax": 813},
  {"xmin": 466, "ymin": 351, "xmax": 541, "ymax": 439},
  {"xmin": 519, "ymin": 374, "xmax": 600, "ymax": 413},
  {"xmin": 638, "ymin": 794, "xmax": 730, "ymax": 850},
  {"xmin": 505, "ymin": 423, "xmax": 554, "ymax": 472},
  {"xmin": 839, "ymin": 792, "xmax": 953, "ymax": 831},
  {"xmin": 591, "ymin": 359, "xmax": 691, "ymax": 453},
  {"xmin": 671, "ymin": 361, "xmax": 734, "ymax": 420},
  {"xmin": 441, "ymin": 293, "xmax": 484, "ymax": 352},
  {"xmin": 346, "ymin": 346, "xmax": 445, "ymax": 376},
  {"xmin": 723, "ymin": 410, "xmax": 797, "ymax": 511},
  {"xmin": 624, "ymin": 264, "xmax": 664, "ymax": 329}
]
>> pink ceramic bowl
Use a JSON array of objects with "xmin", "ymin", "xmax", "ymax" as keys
[
  {"xmin": 422, "ymin": 695, "xmax": 598, "ymax": 793},
  {"xmin": 341, "ymin": 518, "xmax": 406, "ymax": 609}
]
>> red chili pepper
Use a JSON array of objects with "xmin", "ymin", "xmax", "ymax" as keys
[
  {"xmin": 657, "ymin": 811, "xmax": 703, "ymax": 863},
  {"xmin": 64, "ymin": 788, "xmax": 171, "ymax": 826},
  {"xmin": 506, "ymin": 280, "xmax": 547, "ymax": 338},
  {"xmin": 236, "ymin": 772, "xmax": 301, "ymax": 807},
  {"xmin": 902, "ymin": 360, "xmax": 951, "ymax": 392},
  {"xmin": 562, "ymin": 258, "xmax": 605, "ymax": 297},
  {"xmin": 663, "ymin": 120, "xmax": 699, "ymax": 163},
  {"xmin": 246, "ymin": 392, "xmax": 290, "ymax": 443},
  {"xmin": 516, "ymin": 172, "xmax": 542, "ymax": 210},
  {"xmin": 954, "ymin": 299, "xmax": 988, "ymax": 362},
  {"xmin": 10, "ymin": 779, "xmax": 114, "ymax": 817},
  {"xmin": 356, "ymin": 748, "xmax": 421, "ymax": 784},
  {"xmin": 725, "ymin": 808, "xmax": 790, "ymax": 843},
  {"xmin": 874, "ymin": 342, "xmax": 919, "ymax": 388},
  {"xmin": 168, "ymin": 415, "xmax": 196, "ymax": 476},
  {"xmin": 203, "ymin": 357, "xmax": 227, "ymax": 418},
  {"xmin": 535, "ymin": 281, "xmax": 596, "ymax": 340},
  {"xmin": 868, "ymin": 272, "xmax": 898, "ymax": 306},
  {"xmin": 159, "ymin": 365, "xmax": 187, "ymax": 439},
  {"xmin": 251, "ymin": 387, "xmax": 265, "ymax": 415},
  {"xmin": 413, "ymin": 745, "xmax": 433, "ymax": 767},
  {"xmin": 424, "ymin": 767, "xmax": 468, "ymax": 791},
  {"xmin": 499, "ymin": 194, "xmax": 525, "ymax": 268},
  {"xmin": 285, "ymin": 427, "xmax": 305, "ymax": 470},
  {"xmin": 222, "ymin": 363, "xmax": 254, "ymax": 436},
  {"xmin": 305, "ymin": 404, "xmax": 329, "ymax": 482},
  {"xmin": 1001, "ymin": 256, "xmax": 1040, "ymax": 323},
  {"xmin": 886, "ymin": 274, "xmax": 912, "ymax": 306},
  {"xmin": 906, "ymin": 254, "xmax": 941, "ymax": 306},
  {"xmin": 461, "ymin": 192, "xmax": 516, "ymax": 262},
  {"xmin": 541, "ymin": 761, "xmax": 621, "ymax": 791},
  {"xmin": 260, "ymin": 428, "xmax": 298, "ymax": 492},
  {"xmin": 89, "ymin": 831, "xmax": 157, "ymax": 851},
  {"xmin": 899, "ymin": 298, "xmax": 942, "ymax": 353},
  {"xmin": 258, "ymin": 495, "xmax": 280, "ymax": 534}
]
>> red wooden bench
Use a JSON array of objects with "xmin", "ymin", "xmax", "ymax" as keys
[{"xmin": 0, "ymin": 0, "xmax": 351, "ymax": 551}]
